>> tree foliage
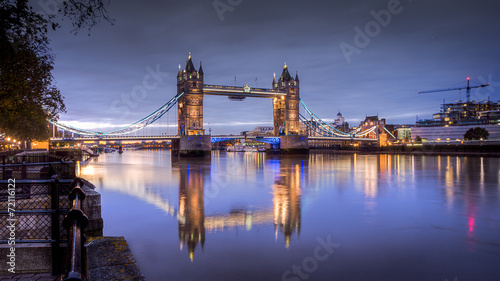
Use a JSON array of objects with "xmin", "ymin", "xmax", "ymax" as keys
[
  {"xmin": 0, "ymin": 0, "xmax": 111, "ymax": 143},
  {"xmin": 463, "ymin": 127, "xmax": 489, "ymax": 141},
  {"xmin": 0, "ymin": 0, "xmax": 64, "ymax": 142}
]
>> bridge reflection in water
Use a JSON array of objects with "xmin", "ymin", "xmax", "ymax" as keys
[
  {"xmin": 77, "ymin": 151, "xmax": 500, "ymax": 280},
  {"xmin": 173, "ymin": 156, "xmax": 302, "ymax": 260},
  {"xmin": 78, "ymin": 151, "xmax": 305, "ymax": 260}
]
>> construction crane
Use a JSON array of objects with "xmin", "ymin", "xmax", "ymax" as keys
[{"xmin": 418, "ymin": 77, "xmax": 490, "ymax": 103}]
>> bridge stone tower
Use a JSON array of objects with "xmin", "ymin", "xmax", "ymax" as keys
[
  {"xmin": 273, "ymin": 63, "xmax": 301, "ymax": 135},
  {"xmin": 174, "ymin": 53, "xmax": 211, "ymax": 157},
  {"xmin": 177, "ymin": 53, "xmax": 205, "ymax": 136}
]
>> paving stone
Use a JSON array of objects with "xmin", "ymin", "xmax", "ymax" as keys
[
  {"xmin": 35, "ymin": 277, "xmax": 57, "ymax": 281},
  {"xmin": 0, "ymin": 274, "xmax": 17, "ymax": 281},
  {"xmin": 0, "ymin": 273, "xmax": 56, "ymax": 281},
  {"xmin": 86, "ymin": 236, "xmax": 145, "ymax": 281}
]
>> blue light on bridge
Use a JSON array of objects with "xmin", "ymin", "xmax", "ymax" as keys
[
  {"xmin": 210, "ymin": 136, "xmax": 280, "ymax": 144},
  {"xmin": 258, "ymin": 138, "xmax": 280, "ymax": 145},
  {"xmin": 211, "ymin": 137, "xmax": 237, "ymax": 143}
]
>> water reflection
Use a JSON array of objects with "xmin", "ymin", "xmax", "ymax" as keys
[
  {"xmin": 272, "ymin": 158, "xmax": 301, "ymax": 248},
  {"xmin": 172, "ymin": 156, "xmax": 303, "ymax": 259},
  {"xmin": 174, "ymin": 158, "xmax": 208, "ymax": 261},
  {"xmin": 78, "ymin": 151, "xmax": 500, "ymax": 280}
]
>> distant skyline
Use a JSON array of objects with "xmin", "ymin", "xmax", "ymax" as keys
[{"xmin": 41, "ymin": 0, "xmax": 500, "ymax": 134}]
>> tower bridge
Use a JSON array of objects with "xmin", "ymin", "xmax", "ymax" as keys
[
  {"xmin": 49, "ymin": 53, "xmax": 385, "ymax": 155},
  {"xmin": 176, "ymin": 53, "xmax": 301, "ymax": 138}
]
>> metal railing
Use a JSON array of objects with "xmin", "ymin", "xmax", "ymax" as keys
[
  {"xmin": 0, "ymin": 176, "xmax": 72, "ymax": 244},
  {"xmin": 0, "ymin": 175, "xmax": 74, "ymax": 275},
  {"xmin": 59, "ymin": 178, "xmax": 89, "ymax": 281},
  {"xmin": 1, "ymin": 155, "xmax": 74, "ymax": 180}
]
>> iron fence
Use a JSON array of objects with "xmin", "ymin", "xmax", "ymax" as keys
[
  {"xmin": 0, "ymin": 176, "xmax": 74, "ymax": 244},
  {"xmin": 1, "ymin": 155, "xmax": 75, "ymax": 180}
]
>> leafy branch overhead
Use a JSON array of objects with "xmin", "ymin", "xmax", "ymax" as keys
[
  {"xmin": 0, "ymin": 0, "xmax": 112, "ymax": 143},
  {"xmin": 59, "ymin": 0, "xmax": 114, "ymax": 33}
]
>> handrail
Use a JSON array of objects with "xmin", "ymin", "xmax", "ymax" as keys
[{"xmin": 60, "ymin": 178, "xmax": 89, "ymax": 281}]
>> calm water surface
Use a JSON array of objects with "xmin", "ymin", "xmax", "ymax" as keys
[{"xmin": 79, "ymin": 150, "xmax": 500, "ymax": 281}]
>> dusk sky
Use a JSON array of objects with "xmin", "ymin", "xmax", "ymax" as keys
[{"xmin": 39, "ymin": 0, "xmax": 500, "ymax": 134}]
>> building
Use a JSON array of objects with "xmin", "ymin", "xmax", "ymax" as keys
[
  {"xmin": 414, "ymin": 99, "xmax": 500, "ymax": 140},
  {"xmin": 412, "ymin": 125, "xmax": 500, "ymax": 141},
  {"xmin": 329, "ymin": 111, "xmax": 351, "ymax": 133},
  {"xmin": 360, "ymin": 115, "xmax": 386, "ymax": 138},
  {"xmin": 333, "ymin": 112, "xmax": 345, "ymax": 128},
  {"xmin": 248, "ymin": 126, "xmax": 274, "ymax": 136},
  {"xmin": 417, "ymin": 100, "xmax": 500, "ymax": 127},
  {"xmin": 394, "ymin": 125, "xmax": 412, "ymax": 141}
]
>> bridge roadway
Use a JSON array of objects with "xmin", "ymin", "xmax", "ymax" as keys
[
  {"xmin": 50, "ymin": 135, "xmax": 377, "ymax": 142},
  {"xmin": 203, "ymin": 84, "xmax": 287, "ymax": 98}
]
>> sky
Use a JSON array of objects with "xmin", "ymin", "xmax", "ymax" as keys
[{"xmin": 36, "ymin": 0, "xmax": 500, "ymax": 134}]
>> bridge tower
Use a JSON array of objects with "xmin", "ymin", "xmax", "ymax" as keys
[
  {"xmin": 177, "ymin": 53, "xmax": 205, "ymax": 136},
  {"xmin": 273, "ymin": 63, "xmax": 301, "ymax": 135},
  {"xmin": 174, "ymin": 53, "xmax": 211, "ymax": 157}
]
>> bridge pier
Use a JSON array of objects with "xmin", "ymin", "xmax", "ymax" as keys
[
  {"xmin": 279, "ymin": 135, "xmax": 309, "ymax": 153},
  {"xmin": 172, "ymin": 135, "xmax": 211, "ymax": 157}
]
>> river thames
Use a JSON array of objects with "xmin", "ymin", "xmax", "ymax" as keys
[{"xmin": 78, "ymin": 150, "xmax": 500, "ymax": 281}]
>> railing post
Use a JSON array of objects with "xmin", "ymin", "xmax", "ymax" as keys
[
  {"xmin": 21, "ymin": 162, "xmax": 27, "ymax": 179},
  {"xmin": 59, "ymin": 178, "xmax": 89, "ymax": 281},
  {"xmin": 2, "ymin": 156, "xmax": 5, "ymax": 180},
  {"xmin": 51, "ymin": 174, "xmax": 62, "ymax": 275}
]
